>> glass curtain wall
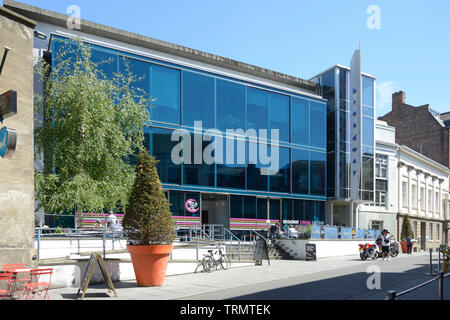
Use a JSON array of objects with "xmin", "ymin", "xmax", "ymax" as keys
[
  {"xmin": 50, "ymin": 36, "xmax": 328, "ymax": 226},
  {"xmin": 361, "ymin": 76, "xmax": 375, "ymax": 201},
  {"xmin": 312, "ymin": 67, "xmax": 375, "ymax": 203}
]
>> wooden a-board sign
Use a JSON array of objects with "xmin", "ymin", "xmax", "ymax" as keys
[{"xmin": 77, "ymin": 253, "xmax": 117, "ymax": 300}]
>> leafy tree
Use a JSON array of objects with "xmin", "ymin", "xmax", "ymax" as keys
[
  {"xmin": 34, "ymin": 37, "xmax": 151, "ymax": 214},
  {"xmin": 400, "ymin": 214, "xmax": 414, "ymax": 240},
  {"xmin": 123, "ymin": 151, "xmax": 176, "ymax": 245}
]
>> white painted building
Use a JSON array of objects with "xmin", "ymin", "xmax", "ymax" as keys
[
  {"xmin": 359, "ymin": 120, "xmax": 449, "ymax": 249},
  {"xmin": 358, "ymin": 120, "xmax": 398, "ymax": 237},
  {"xmin": 396, "ymin": 145, "xmax": 449, "ymax": 250}
]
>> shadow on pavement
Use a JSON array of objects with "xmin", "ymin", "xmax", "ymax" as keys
[
  {"xmin": 230, "ymin": 263, "xmax": 448, "ymax": 300},
  {"xmin": 61, "ymin": 292, "xmax": 111, "ymax": 299}
]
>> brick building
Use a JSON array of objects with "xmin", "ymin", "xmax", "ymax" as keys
[
  {"xmin": 381, "ymin": 91, "xmax": 450, "ymax": 246},
  {"xmin": 381, "ymin": 91, "xmax": 450, "ymax": 169}
]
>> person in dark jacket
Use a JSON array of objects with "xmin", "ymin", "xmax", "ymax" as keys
[
  {"xmin": 269, "ymin": 223, "xmax": 280, "ymax": 241},
  {"xmin": 406, "ymin": 236, "xmax": 413, "ymax": 255}
]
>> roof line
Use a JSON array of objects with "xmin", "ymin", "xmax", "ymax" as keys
[
  {"xmin": 3, "ymin": 0, "xmax": 317, "ymax": 92},
  {"xmin": 0, "ymin": 5, "xmax": 35, "ymax": 28}
]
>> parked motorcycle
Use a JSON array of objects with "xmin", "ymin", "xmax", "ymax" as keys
[{"xmin": 359, "ymin": 243, "xmax": 380, "ymax": 261}]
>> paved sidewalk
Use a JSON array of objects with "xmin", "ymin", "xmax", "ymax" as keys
[{"xmin": 48, "ymin": 252, "xmax": 447, "ymax": 300}]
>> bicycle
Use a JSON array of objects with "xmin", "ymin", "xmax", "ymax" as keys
[{"xmin": 202, "ymin": 247, "xmax": 231, "ymax": 273}]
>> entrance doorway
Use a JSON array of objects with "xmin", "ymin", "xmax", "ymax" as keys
[
  {"xmin": 420, "ymin": 222, "xmax": 426, "ymax": 251},
  {"xmin": 201, "ymin": 194, "xmax": 229, "ymax": 228}
]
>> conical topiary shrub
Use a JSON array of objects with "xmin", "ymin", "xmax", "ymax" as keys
[
  {"xmin": 400, "ymin": 214, "xmax": 415, "ymax": 254},
  {"xmin": 401, "ymin": 214, "xmax": 414, "ymax": 241},
  {"xmin": 123, "ymin": 151, "xmax": 176, "ymax": 244},
  {"xmin": 123, "ymin": 151, "xmax": 176, "ymax": 287}
]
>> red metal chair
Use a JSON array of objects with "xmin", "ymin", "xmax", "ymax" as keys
[
  {"xmin": 2, "ymin": 263, "xmax": 31, "ymax": 298},
  {"xmin": 0, "ymin": 272, "xmax": 13, "ymax": 300},
  {"xmin": 2, "ymin": 264, "xmax": 26, "ymax": 272},
  {"xmin": 22, "ymin": 268, "xmax": 54, "ymax": 300}
]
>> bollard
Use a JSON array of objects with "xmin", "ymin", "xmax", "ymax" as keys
[
  {"xmin": 112, "ymin": 230, "xmax": 115, "ymax": 251},
  {"xmin": 37, "ymin": 229, "xmax": 41, "ymax": 261},
  {"xmin": 103, "ymin": 230, "xmax": 106, "ymax": 260},
  {"xmin": 77, "ymin": 229, "xmax": 81, "ymax": 254},
  {"xmin": 439, "ymin": 272, "xmax": 444, "ymax": 301},
  {"xmin": 196, "ymin": 233, "xmax": 199, "ymax": 261},
  {"xmin": 429, "ymin": 248, "xmax": 434, "ymax": 276},
  {"xmin": 438, "ymin": 250, "xmax": 441, "ymax": 273},
  {"xmin": 386, "ymin": 290, "xmax": 397, "ymax": 300}
]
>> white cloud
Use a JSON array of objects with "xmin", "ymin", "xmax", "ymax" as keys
[{"xmin": 376, "ymin": 81, "xmax": 397, "ymax": 117}]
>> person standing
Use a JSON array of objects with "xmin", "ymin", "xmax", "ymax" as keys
[
  {"xmin": 406, "ymin": 236, "xmax": 413, "ymax": 255},
  {"xmin": 381, "ymin": 229, "xmax": 392, "ymax": 261},
  {"xmin": 269, "ymin": 223, "xmax": 280, "ymax": 241}
]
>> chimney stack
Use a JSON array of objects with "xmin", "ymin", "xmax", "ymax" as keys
[{"xmin": 392, "ymin": 91, "xmax": 405, "ymax": 111}]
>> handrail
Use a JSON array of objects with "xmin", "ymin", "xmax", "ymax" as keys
[
  {"xmin": 386, "ymin": 272, "xmax": 449, "ymax": 300},
  {"xmin": 250, "ymin": 229, "xmax": 268, "ymax": 242},
  {"xmin": 223, "ymin": 228, "xmax": 241, "ymax": 261}
]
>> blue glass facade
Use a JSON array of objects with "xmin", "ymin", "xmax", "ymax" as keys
[
  {"xmin": 51, "ymin": 35, "xmax": 327, "ymax": 227},
  {"xmin": 311, "ymin": 67, "xmax": 375, "ymax": 202}
]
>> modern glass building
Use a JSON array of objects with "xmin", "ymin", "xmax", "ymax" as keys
[
  {"xmin": 311, "ymin": 65, "xmax": 376, "ymax": 226},
  {"xmin": 48, "ymin": 33, "xmax": 327, "ymax": 234}
]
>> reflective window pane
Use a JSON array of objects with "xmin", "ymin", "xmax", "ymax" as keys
[
  {"xmin": 362, "ymin": 76, "xmax": 374, "ymax": 107},
  {"xmin": 362, "ymin": 116, "xmax": 375, "ymax": 147},
  {"xmin": 269, "ymin": 93, "xmax": 290, "ymax": 142},
  {"xmin": 293, "ymin": 200, "xmax": 306, "ymax": 221},
  {"xmin": 150, "ymin": 64, "xmax": 180, "ymax": 124},
  {"xmin": 183, "ymin": 133, "xmax": 215, "ymax": 187},
  {"xmin": 217, "ymin": 136, "xmax": 246, "ymax": 189},
  {"xmin": 257, "ymin": 198, "xmax": 267, "ymax": 220},
  {"xmin": 310, "ymin": 152, "xmax": 326, "ymax": 196},
  {"xmin": 119, "ymin": 56, "xmax": 150, "ymax": 97},
  {"xmin": 243, "ymin": 196, "xmax": 256, "ymax": 219},
  {"xmin": 362, "ymin": 156, "xmax": 374, "ymax": 191},
  {"xmin": 247, "ymin": 142, "xmax": 268, "ymax": 191},
  {"xmin": 247, "ymin": 87, "xmax": 268, "ymax": 133},
  {"xmin": 282, "ymin": 199, "xmax": 293, "ymax": 222},
  {"xmin": 169, "ymin": 191, "xmax": 185, "ymax": 217},
  {"xmin": 339, "ymin": 69, "xmax": 348, "ymax": 101},
  {"xmin": 269, "ymin": 199, "xmax": 281, "ymax": 221},
  {"xmin": 91, "ymin": 49, "xmax": 118, "ymax": 79},
  {"xmin": 292, "ymin": 98, "xmax": 309, "ymax": 146},
  {"xmin": 292, "ymin": 149, "xmax": 309, "ymax": 195},
  {"xmin": 217, "ymin": 80, "xmax": 245, "ymax": 131},
  {"xmin": 270, "ymin": 147, "xmax": 290, "ymax": 193},
  {"xmin": 322, "ymin": 70, "xmax": 335, "ymax": 101},
  {"xmin": 150, "ymin": 127, "xmax": 181, "ymax": 184},
  {"xmin": 182, "ymin": 71, "xmax": 215, "ymax": 128},
  {"xmin": 310, "ymin": 101, "xmax": 326, "ymax": 149},
  {"xmin": 230, "ymin": 196, "xmax": 243, "ymax": 219}
]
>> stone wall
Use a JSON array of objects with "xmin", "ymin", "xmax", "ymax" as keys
[{"xmin": 0, "ymin": 7, "xmax": 36, "ymax": 267}]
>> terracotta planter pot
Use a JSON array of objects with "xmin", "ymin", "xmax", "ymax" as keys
[
  {"xmin": 400, "ymin": 241, "xmax": 413, "ymax": 254},
  {"xmin": 127, "ymin": 244, "xmax": 173, "ymax": 287}
]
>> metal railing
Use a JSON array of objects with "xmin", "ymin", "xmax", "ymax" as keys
[
  {"xmin": 224, "ymin": 228, "xmax": 242, "ymax": 261},
  {"xmin": 386, "ymin": 248, "xmax": 450, "ymax": 300},
  {"xmin": 386, "ymin": 272, "xmax": 449, "ymax": 300},
  {"xmin": 35, "ymin": 227, "xmax": 126, "ymax": 261}
]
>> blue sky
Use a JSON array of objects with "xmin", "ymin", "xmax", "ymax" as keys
[{"xmin": 4, "ymin": 0, "xmax": 450, "ymax": 116}]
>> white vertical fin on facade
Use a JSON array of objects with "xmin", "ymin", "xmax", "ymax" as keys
[{"xmin": 350, "ymin": 45, "xmax": 362, "ymax": 201}]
